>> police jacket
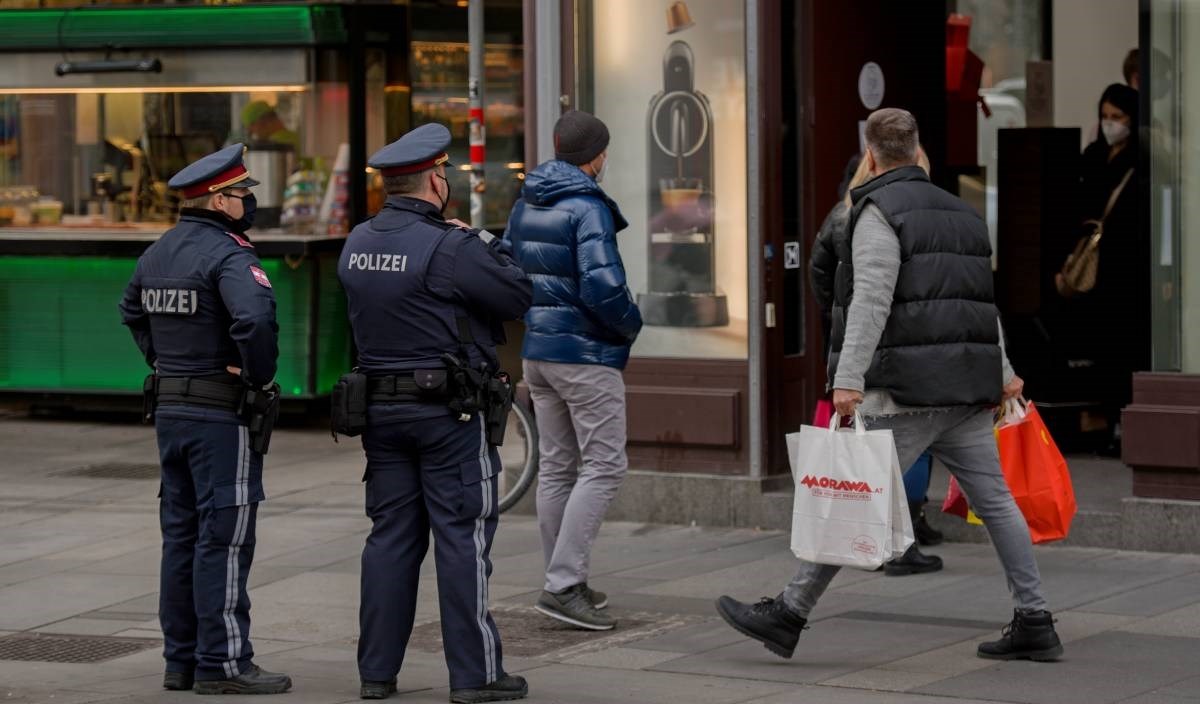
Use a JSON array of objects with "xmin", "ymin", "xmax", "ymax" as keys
[
  {"xmin": 338, "ymin": 196, "xmax": 532, "ymax": 375},
  {"xmin": 828, "ymin": 166, "xmax": 1002, "ymax": 407},
  {"xmin": 118, "ymin": 209, "xmax": 279, "ymax": 387},
  {"xmin": 504, "ymin": 160, "xmax": 642, "ymax": 370}
]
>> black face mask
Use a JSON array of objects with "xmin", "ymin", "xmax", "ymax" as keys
[
  {"xmin": 434, "ymin": 173, "xmax": 450, "ymax": 216},
  {"xmin": 224, "ymin": 192, "xmax": 257, "ymax": 233}
]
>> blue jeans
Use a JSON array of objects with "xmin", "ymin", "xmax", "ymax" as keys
[{"xmin": 903, "ymin": 451, "xmax": 933, "ymax": 509}]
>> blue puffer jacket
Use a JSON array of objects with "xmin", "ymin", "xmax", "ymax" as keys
[{"xmin": 505, "ymin": 160, "xmax": 642, "ymax": 369}]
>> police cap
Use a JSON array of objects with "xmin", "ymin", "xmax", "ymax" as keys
[
  {"xmin": 368, "ymin": 123, "xmax": 454, "ymax": 177},
  {"xmin": 168, "ymin": 143, "xmax": 260, "ymax": 199}
]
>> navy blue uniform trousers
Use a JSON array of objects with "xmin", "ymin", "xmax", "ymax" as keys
[
  {"xmin": 156, "ymin": 404, "xmax": 264, "ymax": 681},
  {"xmin": 358, "ymin": 406, "xmax": 504, "ymax": 690}
]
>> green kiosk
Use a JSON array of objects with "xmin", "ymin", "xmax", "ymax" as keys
[{"xmin": 0, "ymin": 4, "xmax": 416, "ymax": 402}]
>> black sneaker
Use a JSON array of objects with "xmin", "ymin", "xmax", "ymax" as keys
[
  {"xmin": 583, "ymin": 584, "xmax": 608, "ymax": 609},
  {"xmin": 884, "ymin": 544, "xmax": 944, "ymax": 576},
  {"xmin": 162, "ymin": 671, "xmax": 194, "ymax": 691},
  {"xmin": 977, "ymin": 610, "xmax": 1064, "ymax": 661},
  {"xmin": 194, "ymin": 664, "xmax": 293, "ymax": 695},
  {"xmin": 449, "ymin": 674, "xmax": 528, "ymax": 703},
  {"xmin": 535, "ymin": 584, "xmax": 616, "ymax": 630},
  {"xmin": 361, "ymin": 678, "xmax": 398, "ymax": 699},
  {"xmin": 913, "ymin": 506, "xmax": 944, "ymax": 546},
  {"xmin": 714, "ymin": 595, "xmax": 807, "ymax": 659}
]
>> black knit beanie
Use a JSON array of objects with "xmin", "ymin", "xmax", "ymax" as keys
[{"xmin": 554, "ymin": 110, "xmax": 610, "ymax": 166}]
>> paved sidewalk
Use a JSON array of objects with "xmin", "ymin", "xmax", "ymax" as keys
[{"xmin": 2, "ymin": 416, "xmax": 1199, "ymax": 704}]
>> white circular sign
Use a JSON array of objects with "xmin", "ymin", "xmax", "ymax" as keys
[{"xmin": 858, "ymin": 62, "xmax": 885, "ymax": 110}]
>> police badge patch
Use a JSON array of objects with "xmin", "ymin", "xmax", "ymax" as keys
[{"xmin": 250, "ymin": 265, "xmax": 272, "ymax": 288}]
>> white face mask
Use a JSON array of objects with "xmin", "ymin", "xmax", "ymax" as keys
[
  {"xmin": 1101, "ymin": 119, "xmax": 1130, "ymax": 146},
  {"xmin": 594, "ymin": 155, "xmax": 608, "ymax": 184}
]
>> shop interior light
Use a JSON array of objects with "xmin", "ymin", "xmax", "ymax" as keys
[
  {"xmin": 0, "ymin": 84, "xmax": 308, "ymax": 95},
  {"xmin": 55, "ymin": 58, "xmax": 163, "ymax": 76}
]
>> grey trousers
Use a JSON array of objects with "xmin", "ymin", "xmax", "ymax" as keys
[
  {"xmin": 783, "ymin": 407, "xmax": 1049, "ymax": 617},
  {"xmin": 524, "ymin": 359, "xmax": 629, "ymax": 594}
]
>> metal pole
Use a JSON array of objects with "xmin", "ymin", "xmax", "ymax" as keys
[{"xmin": 468, "ymin": 0, "xmax": 486, "ymax": 227}]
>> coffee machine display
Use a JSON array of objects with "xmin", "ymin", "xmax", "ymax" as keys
[{"xmin": 638, "ymin": 39, "xmax": 729, "ymax": 327}]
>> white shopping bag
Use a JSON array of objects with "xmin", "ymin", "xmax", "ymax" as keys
[{"xmin": 786, "ymin": 412, "xmax": 914, "ymax": 570}]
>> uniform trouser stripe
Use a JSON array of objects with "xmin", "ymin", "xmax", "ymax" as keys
[
  {"xmin": 220, "ymin": 427, "xmax": 251, "ymax": 678},
  {"xmin": 474, "ymin": 416, "xmax": 497, "ymax": 683}
]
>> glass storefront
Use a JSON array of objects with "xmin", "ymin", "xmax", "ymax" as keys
[
  {"xmin": 956, "ymin": 0, "xmax": 1046, "ymax": 261},
  {"xmin": 1147, "ymin": 0, "xmax": 1196, "ymax": 373},
  {"xmin": 574, "ymin": 0, "xmax": 749, "ymax": 360}
]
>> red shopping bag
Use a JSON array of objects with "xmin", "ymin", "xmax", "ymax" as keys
[
  {"xmin": 997, "ymin": 402, "xmax": 1077, "ymax": 543},
  {"xmin": 812, "ymin": 399, "xmax": 834, "ymax": 428},
  {"xmin": 942, "ymin": 476, "xmax": 984, "ymax": 525}
]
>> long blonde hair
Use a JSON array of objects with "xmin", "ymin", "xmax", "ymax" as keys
[{"xmin": 843, "ymin": 144, "xmax": 931, "ymax": 207}]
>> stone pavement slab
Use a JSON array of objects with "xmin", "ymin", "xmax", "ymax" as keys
[
  {"xmin": 915, "ymin": 632, "xmax": 1200, "ymax": 704},
  {"xmin": 3, "ymin": 417, "xmax": 1200, "ymax": 704}
]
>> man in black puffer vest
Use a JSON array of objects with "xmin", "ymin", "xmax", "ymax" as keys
[{"xmin": 716, "ymin": 109, "xmax": 1062, "ymax": 663}]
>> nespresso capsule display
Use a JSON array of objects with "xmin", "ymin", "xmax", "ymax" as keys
[{"xmin": 638, "ymin": 38, "xmax": 729, "ymax": 327}]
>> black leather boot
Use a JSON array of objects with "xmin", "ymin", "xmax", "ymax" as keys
[
  {"xmin": 978, "ymin": 610, "xmax": 1064, "ymax": 661},
  {"xmin": 360, "ymin": 678, "xmax": 398, "ymax": 699},
  {"xmin": 162, "ymin": 671, "xmax": 194, "ymax": 691},
  {"xmin": 194, "ymin": 664, "xmax": 292, "ymax": 695},
  {"xmin": 884, "ymin": 544, "xmax": 944, "ymax": 576},
  {"xmin": 715, "ymin": 595, "xmax": 807, "ymax": 659},
  {"xmin": 912, "ymin": 503, "xmax": 944, "ymax": 546},
  {"xmin": 449, "ymin": 674, "xmax": 529, "ymax": 703}
]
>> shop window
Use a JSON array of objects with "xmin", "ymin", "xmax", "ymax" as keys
[
  {"xmin": 1147, "ymin": 0, "xmax": 1198, "ymax": 373},
  {"xmin": 403, "ymin": 0, "xmax": 526, "ymax": 230},
  {"xmin": 954, "ymin": 0, "xmax": 1046, "ymax": 262},
  {"xmin": 0, "ymin": 49, "xmax": 350, "ymax": 236},
  {"xmin": 578, "ymin": 0, "xmax": 749, "ymax": 360}
]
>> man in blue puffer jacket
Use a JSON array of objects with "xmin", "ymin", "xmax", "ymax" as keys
[{"xmin": 505, "ymin": 110, "xmax": 642, "ymax": 631}]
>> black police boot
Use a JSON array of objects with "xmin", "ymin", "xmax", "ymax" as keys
[
  {"xmin": 360, "ymin": 678, "xmax": 398, "ymax": 700},
  {"xmin": 449, "ymin": 674, "xmax": 528, "ymax": 703},
  {"xmin": 194, "ymin": 664, "xmax": 292, "ymax": 695},
  {"xmin": 714, "ymin": 595, "xmax": 807, "ymax": 659},
  {"xmin": 162, "ymin": 671, "xmax": 194, "ymax": 691},
  {"xmin": 978, "ymin": 610, "xmax": 1064, "ymax": 661},
  {"xmin": 912, "ymin": 503, "xmax": 944, "ymax": 546},
  {"xmin": 884, "ymin": 544, "xmax": 944, "ymax": 576}
]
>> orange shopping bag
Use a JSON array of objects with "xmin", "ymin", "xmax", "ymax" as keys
[{"xmin": 996, "ymin": 401, "xmax": 1077, "ymax": 544}]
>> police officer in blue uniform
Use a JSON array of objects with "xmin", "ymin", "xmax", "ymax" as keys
[
  {"xmin": 338, "ymin": 124, "xmax": 532, "ymax": 702},
  {"xmin": 119, "ymin": 144, "xmax": 291, "ymax": 695}
]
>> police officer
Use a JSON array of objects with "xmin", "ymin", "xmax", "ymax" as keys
[
  {"xmin": 118, "ymin": 144, "xmax": 291, "ymax": 695},
  {"xmin": 339, "ymin": 124, "xmax": 532, "ymax": 702}
]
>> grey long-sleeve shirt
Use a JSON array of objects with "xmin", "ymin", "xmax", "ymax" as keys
[{"xmin": 835, "ymin": 204, "xmax": 1014, "ymax": 416}]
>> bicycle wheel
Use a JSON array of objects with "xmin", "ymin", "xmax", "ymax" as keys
[{"xmin": 497, "ymin": 398, "xmax": 539, "ymax": 513}]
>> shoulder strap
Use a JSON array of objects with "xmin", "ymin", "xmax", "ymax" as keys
[{"xmin": 1101, "ymin": 168, "xmax": 1135, "ymax": 222}]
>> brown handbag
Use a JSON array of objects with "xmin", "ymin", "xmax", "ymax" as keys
[{"xmin": 1056, "ymin": 168, "xmax": 1134, "ymax": 297}]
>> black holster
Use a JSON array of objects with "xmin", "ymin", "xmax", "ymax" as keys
[
  {"xmin": 484, "ymin": 372, "xmax": 514, "ymax": 447},
  {"xmin": 142, "ymin": 373, "xmax": 157, "ymax": 423},
  {"xmin": 441, "ymin": 353, "xmax": 486, "ymax": 419},
  {"xmin": 331, "ymin": 371, "xmax": 369, "ymax": 439},
  {"xmin": 239, "ymin": 383, "xmax": 281, "ymax": 455}
]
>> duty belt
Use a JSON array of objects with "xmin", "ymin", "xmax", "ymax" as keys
[
  {"xmin": 156, "ymin": 375, "xmax": 243, "ymax": 410},
  {"xmin": 367, "ymin": 372, "xmax": 447, "ymax": 404}
]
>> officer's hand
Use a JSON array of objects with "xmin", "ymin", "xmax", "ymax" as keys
[
  {"xmin": 832, "ymin": 388, "xmax": 864, "ymax": 417},
  {"xmin": 447, "ymin": 218, "xmax": 471, "ymax": 229},
  {"xmin": 227, "ymin": 365, "xmax": 242, "ymax": 376}
]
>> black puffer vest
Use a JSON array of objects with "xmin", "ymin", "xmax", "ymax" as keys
[{"xmin": 828, "ymin": 166, "xmax": 1002, "ymax": 407}]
